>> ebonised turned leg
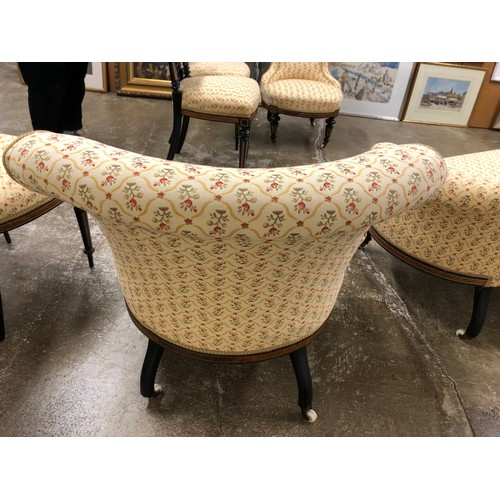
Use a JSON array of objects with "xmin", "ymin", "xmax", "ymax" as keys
[
  {"xmin": 322, "ymin": 116, "xmax": 336, "ymax": 148},
  {"xmin": 73, "ymin": 207, "xmax": 94, "ymax": 268},
  {"xmin": 234, "ymin": 124, "xmax": 240, "ymax": 150},
  {"xmin": 238, "ymin": 126, "xmax": 250, "ymax": 169},
  {"xmin": 310, "ymin": 118, "xmax": 315, "ymax": 126},
  {"xmin": 176, "ymin": 116, "xmax": 190, "ymax": 153},
  {"xmin": 140, "ymin": 339, "xmax": 165, "ymax": 397},
  {"xmin": 289, "ymin": 346, "xmax": 314, "ymax": 420},
  {"xmin": 267, "ymin": 111, "xmax": 280, "ymax": 144},
  {"xmin": 167, "ymin": 94, "xmax": 183, "ymax": 161},
  {"xmin": 458, "ymin": 286, "xmax": 493, "ymax": 339},
  {"xmin": 3, "ymin": 231, "xmax": 11, "ymax": 244},
  {"xmin": 0, "ymin": 291, "xmax": 5, "ymax": 342},
  {"xmin": 360, "ymin": 231, "xmax": 372, "ymax": 248}
]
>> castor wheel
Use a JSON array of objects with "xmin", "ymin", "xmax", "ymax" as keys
[
  {"xmin": 302, "ymin": 408, "xmax": 317, "ymax": 423},
  {"xmin": 153, "ymin": 383, "xmax": 163, "ymax": 396}
]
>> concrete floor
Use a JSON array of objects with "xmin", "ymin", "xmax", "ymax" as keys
[{"xmin": 1, "ymin": 62, "xmax": 499, "ymax": 437}]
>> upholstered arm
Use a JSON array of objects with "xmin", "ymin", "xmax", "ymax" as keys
[
  {"xmin": 4, "ymin": 132, "xmax": 445, "ymax": 242},
  {"xmin": 261, "ymin": 62, "xmax": 341, "ymax": 89}
]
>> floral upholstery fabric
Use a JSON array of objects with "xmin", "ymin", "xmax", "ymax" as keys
[
  {"xmin": 0, "ymin": 133, "xmax": 56, "ymax": 227},
  {"xmin": 180, "ymin": 75, "xmax": 261, "ymax": 118},
  {"xmin": 188, "ymin": 62, "xmax": 250, "ymax": 78},
  {"xmin": 3, "ymin": 131, "xmax": 446, "ymax": 356},
  {"xmin": 260, "ymin": 62, "xmax": 343, "ymax": 114},
  {"xmin": 373, "ymin": 149, "xmax": 500, "ymax": 286}
]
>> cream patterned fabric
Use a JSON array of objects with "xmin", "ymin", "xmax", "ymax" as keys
[
  {"xmin": 188, "ymin": 62, "xmax": 251, "ymax": 78},
  {"xmin": 3, "ymin": 131, "xmax": 446, "ymax": 356},
  {"xmin": 180, "ymin": 76, "xmax": 261, "ymax": 118},
  {"xmin": 0, "ymin": 133, "xmax": 56, "ymax": 227},
  {"xmin": 260, "ymin": 62, "xmax": 343, "ymax": 113},
  {"xmin": 373, "ymin": 149, "xmax": 500, "ymax": 286}
]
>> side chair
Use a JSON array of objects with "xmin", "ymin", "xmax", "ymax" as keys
[
  {"xmin": 167, "ymin": 62, "xmax": 261, "ymax": 169},
  {"xmin": 260, "ymin": 62, "xmax": 343, "ymax": 147},
  {"xmin": 4, "ymin": 131, "xmax": 447, "ymax": 421}
]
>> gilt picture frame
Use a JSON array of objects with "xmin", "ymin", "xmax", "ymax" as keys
[
  {"xmin": 328, "ymin": 62, "xmax": 415, "ymax": 121},
  {"xmin": 115, "ymin": 62, "xmax": 172, "ymax": 99},
  {"xmin": 402, "ymin": 62, "xmax": 487, "ymax": 127}
]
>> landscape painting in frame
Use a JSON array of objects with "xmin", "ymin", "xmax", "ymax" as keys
[
  {"xmin": 403, "ymin": 63, "xmax": 487, "ymax": 127},
  {"xmin": 328, "ymin": 62, "xmax": 415, "ymax": 120}
]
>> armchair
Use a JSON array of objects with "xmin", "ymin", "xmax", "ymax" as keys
[
  {"xmin": 260, "ymin": 62, "xmax": 343, "ymax": 147},
  {"xmin": 4, "ymin": 131, "xmax": 446, "ymax": 420},
  {"xmin": 369, "ymin": 148, "xmax": 500, "ymax": 339},
  {"xmin": 0, "ymin": 132, "xmax": 95, "ymax": 341}
]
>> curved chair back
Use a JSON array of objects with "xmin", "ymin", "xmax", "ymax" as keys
[{"xmin": 3, "ymin": 131, "xmax": 446, "ymax": 419}]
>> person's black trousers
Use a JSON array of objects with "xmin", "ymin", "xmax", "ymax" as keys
[{"xmin": 18, "ymin": 62, "xmax": 88, "ymax": 133}]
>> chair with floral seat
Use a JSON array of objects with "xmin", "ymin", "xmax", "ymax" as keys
[
  {"xmin": 0, "ymin": 131, "xmax": 95, "ymax": 341},
  {"xmin": 4, "ymin": 130, "xmax": 446, "ymax": 420},
  {"xmin": 259, "ymin": 62, "xmax": 343, "ymax": 147},
  {"xmin": 167, "ymin": 62, "xmax": 261, "ymax": 169}
]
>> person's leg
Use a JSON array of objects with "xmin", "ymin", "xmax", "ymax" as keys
[
  {"xmin": 18, "ymin": 63, "xmax": 66, "ymax": 132},
  {"xmin": 62, "ymin": 62, "xmax": 88, "ymax": 132}
]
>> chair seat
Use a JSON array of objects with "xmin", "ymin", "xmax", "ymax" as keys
[
  {"xmin": 261, "ymin": 79, "xmax": 343, "ymax": 114},
  {"xmin": 180, "ymin": 75, "xmax": 261, "ymax": 118},
  {"xmin": 188, "ymin": 62, "xmax": 250, "ymax": 78},
  {"xmin": 372, "ymin": 149, "xmax": 500, "ymax": 286},
  {"xmin": 0, "ymin": 133, "xmax": 55, "ymax": 227}
]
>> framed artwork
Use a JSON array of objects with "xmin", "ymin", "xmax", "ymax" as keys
[
  {"xmin": 491, "ymin": 63, "xmax": 500, "ymax": 82},
  {"xmin": 403, "ymin": 62, "xmax": 487, "ymax": 127},
  {"xmin": 328, "ymin": 62, "xmax": 415, "ymax": 120},
  {"xmin": 85, "ymin": 62, "xmax": 108, "ymax": 92},
  {"xmin": 115, "ymin": 62, "xmax": 172, "ymax": 99}
]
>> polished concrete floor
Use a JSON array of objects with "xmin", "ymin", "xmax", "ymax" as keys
[{"xmin": 1, "ymin": 62, "xmax": 499, "ymax": 437}]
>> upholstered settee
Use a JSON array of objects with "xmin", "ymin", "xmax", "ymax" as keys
[
  {"xmin": 370, "ymin": 148, "xmax": 500, "ymax": 339},
  {"xmin": 3, "ymin": 131, "xmax": 446, "ymax": 420}
]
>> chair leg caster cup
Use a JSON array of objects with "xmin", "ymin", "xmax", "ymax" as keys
[{"xmin": 301, "ymin": 408, "xmax": 317, "ymax": 423}]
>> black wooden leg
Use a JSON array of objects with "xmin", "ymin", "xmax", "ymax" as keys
[
  {"xmin": 322, "ymin": 115, "xmax": 336, "ymax": 148},
  {"xmin": 167, "ymin": 96, "xmax": 183, "ymax": 161},
  {"xmin": 176, "ymin": 115, "xmax": 190, "ymax": 153},
  {"xmin": 238, "ymin": 126, "xmax": 250, "ymax": 169},
  {"xmin": 267, "ymin": 111, "xmax": 280, "ymax": 144},
  {"xmin": 310, "ymin": 118, "xmax": 315, "ymax": 126},
  {"xmin": 0, "ymin": 291, "xmax": 5, "ymax": 342},
  {"xmin": 360, "ymin": 231, "xmax": 372, "ymax": 248},
  {"xmin": 140, "ymin": 339, "xmax": 165, "ymax": 397},
  {"xmin": 234, "ymin": 124, "xmax": 239, "ymax": 150},
  {"xmin": 3, "ymin": 231, "xmax": 11, "ymax": 244},
  {"xmin": 289, "ymin": 346, "xmax": 317, "ymax": 422},
  {"xmin": 457, "ymin": 286, "xmax": 493, "ymax": 339},
  {"xmin": 73, "ymin": 207, "xmax": 94, "ymax": 268}
]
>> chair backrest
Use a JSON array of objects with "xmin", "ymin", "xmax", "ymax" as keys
[
  {"xmin": 3, "ymin": 131, "xmax": 446, "ymax": 356},
  {"xmin": 261, "ymin": 62, "xmax": 340, "ymax": 88}
]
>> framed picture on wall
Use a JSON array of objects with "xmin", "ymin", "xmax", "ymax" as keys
[
  {"xmin": 328, "ymin": 62, "xmax": 415, "ymax": 120},
  {"xmin": 403, "ymin": 62, "xmax": 487, "ymax": 127},
  {"xmin": 115, "ymin": 62, "xmax": 172, "ymax": 99},
  {"xmin": 85, "ymin": 62, "xmax": 108, "ymax": 92}
]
